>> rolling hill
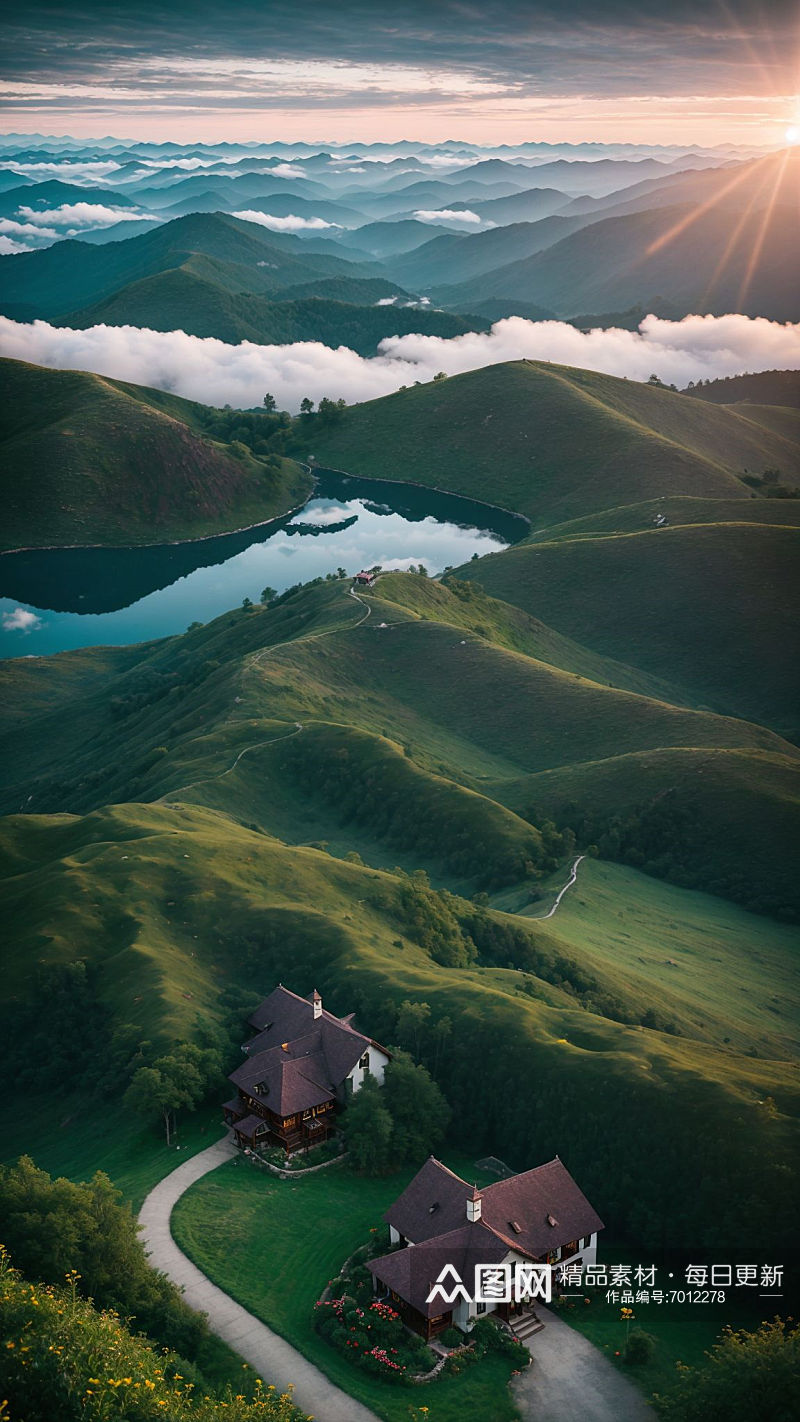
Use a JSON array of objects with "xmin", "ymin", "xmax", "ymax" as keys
[
  {"xmin": 0, "ymin": 357, "xmax": 311, "ymax": 550},
  {"xmin": 0, "ymin": 569, "xmax": 797, "ymax": 1261},
  {"xmin": 304, "ymin": 359, "xmax": 800, "ymax": 525},
  {"xmin": 0, "ymin": 211, "xmax": 380, "ymax": 320},
  {"xmin": 60, "ymin": 265, "xmax": 481, "ymax": 353},
  {"xmin": 463, "ymin": 519, "xmax": 800, "ymax": 737}
]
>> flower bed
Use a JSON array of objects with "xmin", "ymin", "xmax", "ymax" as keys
[{"xmin": 314, "ymin": 1296, "xmax": 436, "ymax": 1384}]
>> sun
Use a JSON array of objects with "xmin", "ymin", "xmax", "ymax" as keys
[{"xmin": 786, "ymin": 124, "xmax": 800, "ymax": 145}]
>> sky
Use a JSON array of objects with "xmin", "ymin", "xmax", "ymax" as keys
[{"xmin": 1, "ymin": 0, "xmax": 799, "ymax": 147}]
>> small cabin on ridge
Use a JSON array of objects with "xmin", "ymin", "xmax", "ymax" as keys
[{"xmin": 353, "ymin": 570, "xmax": 377, "ymax": 587}]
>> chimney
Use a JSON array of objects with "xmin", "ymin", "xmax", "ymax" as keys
[
  {"xmin": 312, "ymin": 989, "xmax": 323, "ymax": 1020},
  {"xmin": 466, "ymin": 1187, "xmax": 482, "ymax": 1223}
]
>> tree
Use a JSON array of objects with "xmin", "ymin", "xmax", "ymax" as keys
[
  {"xmin": 0, "ymin": 1158, "xmax": 211, "ymax": 1359},
  {"xmin": 433, "ymin": 371, "xmax": 448, "ymax": 382},
  {"xmin": 260, "ymin": 586, "xmax": 277, "ymax": 604},
  {"xmin": 300, "ymin": 396, "xmax": 314, "ymax": 415},
  {"xmin": 395, "ymin": 999, "xmax": 431, "ymax": 1058},
  {"xmin": 263, "ymin": 393, "xmax": 277, "ymax": 412},
  {"xmin": 343, "ymin": 1077, "xmax": 393, "ymax": 1174},
  {"xmin": 656, "ymin": 1319, "xmax": 800, "ymax": 1421},
  {"xmin": 123, "ymin": 1044, "xmax": 212, "ymax": 1144},
  {"xmin": 242, "ymin": 596, "xmax": 253, "ymax": 609},
  {"xmin": 382, "ymin": 1051, "xmax": 451, "ymax": 1165}
]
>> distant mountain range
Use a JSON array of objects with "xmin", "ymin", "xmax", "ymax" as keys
[{"xmin": 0, "ymin": 140, "xmax": 796, "ymax": 339}]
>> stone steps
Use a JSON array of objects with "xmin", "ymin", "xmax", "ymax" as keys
[{"xmin": 511, "ymin": 1311, "xmax": 545, "ymax": 1341}]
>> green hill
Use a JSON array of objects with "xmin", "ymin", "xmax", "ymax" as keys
[
  {"xmin": 0, "ymin": 211, "xmax": 378, "ymax": 320},
  {"xmin": 463, "ymin": 519, "xmax": 800, "ymax": 736},
  {"xmin": 0, "ymin": 574, "xmax": 795, "ymax": 914},
  {"xmin": 0, "ymin": 357, "xmax": 311, "ymax": 550},
  {"xmin": 62, "ymin": 265, "xmax": 483, "ymax": 354},
  {"xmin": 306, "ymin": 360, "xmax": 800, "ymax": 526}
]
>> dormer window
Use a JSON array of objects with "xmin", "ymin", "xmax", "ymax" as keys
[
  {"xmin": 547, "ymin": 1213, "xmax": 559, "ymax": 1228},
  {"xmin": 428, "ymin": 1202, "xmax": 440, "ymax": 1214},
  {"xmin": 509, "ymin": 1220, "xmax": 522, "ymax": 1234}
]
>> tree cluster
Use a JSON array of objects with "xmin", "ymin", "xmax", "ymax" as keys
[{"xmin": 343, "ymin": 1052, "xmax": 450, "ymax": 1175}]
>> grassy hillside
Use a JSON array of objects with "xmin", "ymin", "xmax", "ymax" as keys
[
  {"xmin": 63, "ymin": 265, "xmax": 483, "ymax": 353},
  {"xmin": 305, "ymin": 360, "xmax": 800, "ymax": 526},
  {"xmin": 464, "ymin": 520, "xmax": 800, "ymax": 735},
  {"xmin": 0, "ymin": 792, "xmax": 797, "ymax": 1261},
  {"xmin": 0, "ymin": 574, "xmax": 795, "ymax": 914},
  {"xmin": 0, "ymin": 357, "xmax": 312, "ymax": 550}
]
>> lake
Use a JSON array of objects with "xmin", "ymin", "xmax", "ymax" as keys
[{"xmin": 0, "ymin": 469, "xmax": 524, "ymax": 659}]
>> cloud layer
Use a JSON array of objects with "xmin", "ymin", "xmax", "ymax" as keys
[
  {"xmin": 414, "ymin": 208, "xmax": 482, "ymax": 224},
  {"xmin": 231, "ymin": 209, "xmax": 339, "ymax": 231},
  {"xmin": 0, "ymin": 313, "xmax": 797, "ymax": 413},
  {"xmin": 18, "ymin": 202, "xmax": 160, "ymax": 230}
]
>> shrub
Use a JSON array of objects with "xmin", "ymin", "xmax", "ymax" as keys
[
  {"xmin": 439, "ymin": 1325, "xmax": 466, "ymax": 1348},
  {"xmin": 624, "ymin": 1327, "xmax": 656, "ymax": 1365}
]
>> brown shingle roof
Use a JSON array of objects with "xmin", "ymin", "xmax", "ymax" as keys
[
  {"xmin": 369, "ymin": 1221, "xmax": 512, "ymax": 1318},
  {"xmin": 245, "ymin": 986, "xmax": 389, "ymax": 1079},
  {"xmin": 232, "ymin": 1114, "xmax": 269, "ymax": 1139},
  {"xmin": 385, "ymin": 1155, "xmax": 603, "ymax": 1259},
  {"xmin": 229, "ymin": 1038, "xmax": 335, "ymax": 1116}
]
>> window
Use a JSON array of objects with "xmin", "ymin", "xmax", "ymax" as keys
[
  {"xmin": 476, "ymin": 1302, "xmax": 487, "ymax": 1315},
  {"xmin": 359, "ymin": 1051, "xmax": 370, "ymax": 1071},
  {"xmin": 302, "ymin": 1109, "xmax": 312, "ymax": 1120},
  {"xmin": 581, "ymin": 1236, "xmax": 592, "ymax": 1250}
]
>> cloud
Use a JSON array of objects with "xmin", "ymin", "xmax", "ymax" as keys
[
  {"xmin": 2, "ymin": 607, "xmax": 42, "ymax": 632},
  {"xmin": 0, "ymin": 217, "xmax": 60, "ymax": 241},
  {"xmin": 413, "ymin": 208, "xmax": 483, "ymax": 224},
  {"xmin": 0, "ymin": 160, "xmax": 123, "ymax": 183},
  {"xmin": 18, "ymin": 203, "xmax": 161, "ymax": 230},
  {"xmin": 268, "ymin": 163, "xmax": 305, "ymax": 179},
  {"xmin": 231, "ymin": 209, "xmax": 339, "ymax": 231},
  {"xmin": 0, "ymin": 313, "xmax": 797, "ymax": 415},
  {"xmin": 0, "ymin": 235, "xmax": 29, "ymax": 254},
  {"xmin": 418, "ymin": 154, "xmax": 479, "ymax": 169}
]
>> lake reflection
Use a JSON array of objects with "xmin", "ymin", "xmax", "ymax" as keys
[{"xmin": 0, "ymin": 470, "xmax": 524, "ymax": 659}]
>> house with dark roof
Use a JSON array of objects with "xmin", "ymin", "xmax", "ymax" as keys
[
  {"xmin": 369, "ymin": 1155, "xmax": 602, "ymax": 1339},
  {"xmin": 223, "ymin": 985, "xmax": 391, "ymax": 1154}
]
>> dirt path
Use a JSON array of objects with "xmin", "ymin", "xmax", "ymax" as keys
[
  {"xmin": 538, "ymin": 854, "xmax": 585, "ymax": 919},
  {"xmin": 138, "ymin": 1136, "xmax": 379, "ymax": 1422},
  {"xmin": 160, "ymin": 580, "xmax": 373, "ymax": 805}
]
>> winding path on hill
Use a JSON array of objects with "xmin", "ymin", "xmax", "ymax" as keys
[
  {"xmin": 138, "ymin": 1135, "xmax": 380, "ymax": 1422},
  {"xmin": 159, "ymin": 581, "xmax": 373, "ymax": 806},
  {"xmin": 536, "ymin": 854, "xmax": 585, "ymax": 919}
]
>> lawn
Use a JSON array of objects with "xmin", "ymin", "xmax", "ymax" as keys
[
  {"xmin": 172, "ymin": 1154, "xmax": 523, "ymax": 1422},
  {"xmin": 0, "ymin": 1095, "xmax": 226, "ymax": 1213}
]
